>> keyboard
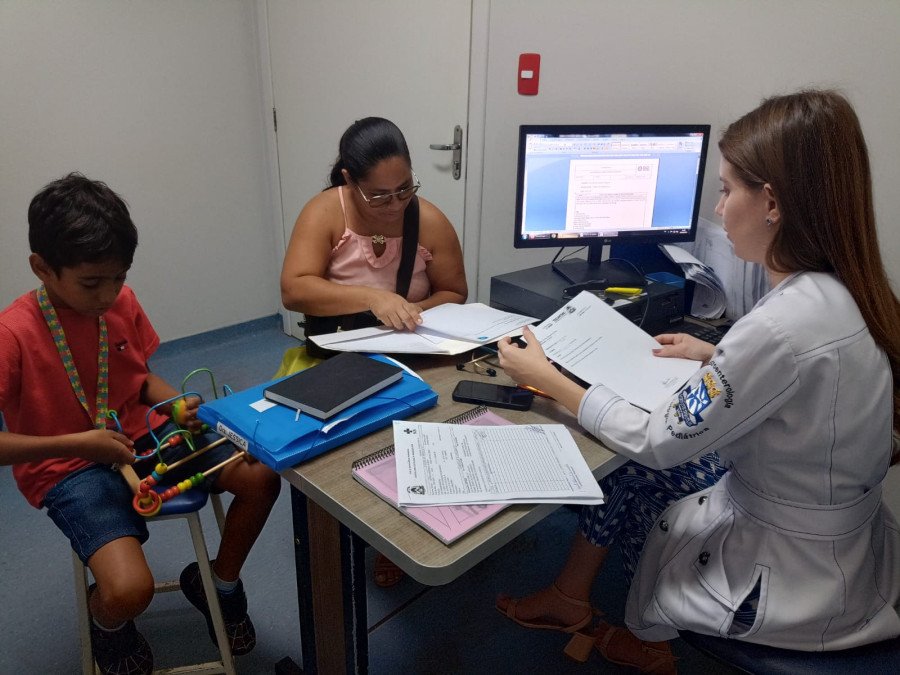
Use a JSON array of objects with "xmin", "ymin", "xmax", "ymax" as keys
[{"xmin": 663, "ymin": 320, "xmax": 729, "ymax": 344}]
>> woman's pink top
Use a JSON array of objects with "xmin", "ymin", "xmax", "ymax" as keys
[{"xmin": 326, "ymin": 186, "xmax": 433, "ymax": 302}]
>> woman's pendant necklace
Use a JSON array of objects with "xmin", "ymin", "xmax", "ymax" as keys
[{"xmin": 36, "ymin": 284, "xmax": 109, "ymax": 429}]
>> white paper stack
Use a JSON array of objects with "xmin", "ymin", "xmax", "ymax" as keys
[
  {"xmin": 309, "ymin": 303, "xmax": 537, "ymax": 355},
  {"xmin": 673, "ymin": 218, "xmax": 770, "ymax": 320},
  {"xmin": 658, "ymin": 242, "xmax": 727, "ymax": 319}
]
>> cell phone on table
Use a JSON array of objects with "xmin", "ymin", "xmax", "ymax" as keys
[{"xmin": 452, "ymin": 380, "xmax": 534, "ymax": 411}]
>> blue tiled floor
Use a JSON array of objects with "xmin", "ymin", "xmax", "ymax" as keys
[{"xmin": 0, "ymin": 315, "xmax": 729, "ymax": 673}]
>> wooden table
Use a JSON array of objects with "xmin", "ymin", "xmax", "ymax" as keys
[{"xmin": 280, "ymin": 355, "xmax": 625, "ymax": 674}]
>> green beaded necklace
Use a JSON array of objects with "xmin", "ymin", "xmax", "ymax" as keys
[{"xmin": 36, "ymin": 284, "xmax": 109, "ymax": 429}]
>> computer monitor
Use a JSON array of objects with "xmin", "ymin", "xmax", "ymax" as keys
[{"xmin": 513, "ymin": 123, "xmax": 710, "ymax": 288}]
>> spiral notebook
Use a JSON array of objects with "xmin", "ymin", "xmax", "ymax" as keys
[{"xmin": 351, "ymin": 406, "xmax": 511, "ymax": 544}]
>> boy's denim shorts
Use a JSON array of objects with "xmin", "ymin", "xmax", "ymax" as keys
[{"xmin": 44, "ymin": 421, "xmax": 236, "ymax": 564}]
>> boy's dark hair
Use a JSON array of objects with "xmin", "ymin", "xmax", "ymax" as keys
[{"xmin": 28, "ymin": 172, "xmax": 138, "ymax": 273}]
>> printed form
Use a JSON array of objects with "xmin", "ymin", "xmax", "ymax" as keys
[
  {"xmin": 393, "ymin": 421, "xmax": 604, "ymax": 506},
  {"xmin": 532, "ymin": 291, "xmax": 701, "ymax": 411}
]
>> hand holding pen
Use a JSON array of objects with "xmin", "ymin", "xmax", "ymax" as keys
[
  {"xmin": 518, "ymin": 384, "xmax": 554, "ymax": 400},
  {"xmin": 498, "ymin": 326, "xmax": 589, "ymax": 416}
]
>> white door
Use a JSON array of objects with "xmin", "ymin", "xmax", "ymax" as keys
[{"xmin": 265, "ymin": 0, "xmax": 473, "ymax": 338}]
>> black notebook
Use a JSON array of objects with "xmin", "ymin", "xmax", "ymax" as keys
[{"xmin": 263, "ymin": 352, "xmax": 403, "ymax": 420}]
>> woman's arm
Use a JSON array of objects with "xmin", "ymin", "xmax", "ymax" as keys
[
  {"xmin": 497, "ymin": 326, "xmax": 586, "ymax": 413},
  {"xmin": 281, "ymin": 192, "xmax": 381, "ymax": 315},
  {"xmin": 416, "ymin": 199, "xmax": 468, "ymax": 310},
  {"xmin": 652, "ymin": 332, "xmax": 716, "ymax": 365},
  {"xmin": 498, "ymin": 328, "xmax": 716, "ymax": 416}
]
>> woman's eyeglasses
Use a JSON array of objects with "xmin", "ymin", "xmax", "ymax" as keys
[{"xmin": 355, "ymin": 172, "xmax": 421, "ymax": 208}]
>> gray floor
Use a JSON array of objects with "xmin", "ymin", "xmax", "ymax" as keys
[{"xmin": 0, "ymin": 315, "xmax": 728, "ymax": 673}]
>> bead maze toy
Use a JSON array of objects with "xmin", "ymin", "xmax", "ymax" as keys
[{"xmin": 115, "ymin": 369, "xmax": 247, "ymax": 517}]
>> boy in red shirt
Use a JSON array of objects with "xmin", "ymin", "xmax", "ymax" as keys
[{"xmin": 0, "ymin": 174, "xmax": 281, "ymax": 675}]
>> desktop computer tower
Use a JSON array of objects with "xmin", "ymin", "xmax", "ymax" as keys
[{"xmin": 490, "ymin": 263, "xmax": 685, "ymax": 336}]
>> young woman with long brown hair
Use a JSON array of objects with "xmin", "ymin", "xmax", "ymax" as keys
[{"xmin": 497, "ymin": 89, "xmax": 899, "ymax": 670}]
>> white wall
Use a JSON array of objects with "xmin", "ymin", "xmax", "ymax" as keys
[
  {"xmin": 2, "ymin": 1, "xmax": 897, "ymax": 332},
  {"xmin": 0, "ymin": 0, "xmax": 276, "ymax": 340},
  {"xmin": 472, "ymin": 0, "xmax": 900, "ymax": 301}
]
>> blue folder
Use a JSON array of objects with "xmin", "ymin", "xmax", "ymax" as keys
[{"xmin": 197, "ymin": 355, "xmax": 438, "ymax": 471}]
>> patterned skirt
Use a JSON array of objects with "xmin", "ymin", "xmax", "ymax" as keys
[{"xmin": 579, "ymin": 452, "xmax": 725, "ymax": 585}]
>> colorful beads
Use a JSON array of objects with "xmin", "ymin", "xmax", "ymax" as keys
[
  {"xmin": 127, "ymin": 370, "xmax": 231, "ymax": 517},
  {"xmin": 133, "ymin": 491, "xmax": 162, "ymax": 517},
  {"xmin": 171, "ymin": 399, "xmax": 186, "ymax": 425}
]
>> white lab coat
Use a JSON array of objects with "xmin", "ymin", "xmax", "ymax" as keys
[{"xmin": 578, "ymin": 272, "xmax": 900, "ymax": 650}]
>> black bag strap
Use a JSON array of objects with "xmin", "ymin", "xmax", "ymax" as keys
[{"xmin": 394, "ymin": 195, "xmax": 419, "ymax": 299}]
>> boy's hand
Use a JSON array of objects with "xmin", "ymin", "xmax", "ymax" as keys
[
  {"xmin": 71, "ymin": 429, "xmax": 136, "ymax": 465},
  {"xmin": 177, "ymin": 395, "xmax": 204, "ymax": 434}
]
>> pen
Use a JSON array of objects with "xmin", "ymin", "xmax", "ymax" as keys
[
  {"xmin": 604, "ymin": 286, "xmax": 643, "ymax": 295},
  {"xmin": 518, "ymin": 384, "xmax": 554, "ymax": 400}
]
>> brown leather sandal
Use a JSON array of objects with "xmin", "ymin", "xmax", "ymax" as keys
[
  {"xmin": 565, "ymin": 621, "xmax": 678, "ymax": 674},
  {"xmin": 495, "ymin": 583, "xmax": 597, "ymax": 634}
]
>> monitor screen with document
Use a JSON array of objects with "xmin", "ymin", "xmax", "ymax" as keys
[{"xmin": 513, "ymin": 123, "xmax": 710, "ymax": 287}]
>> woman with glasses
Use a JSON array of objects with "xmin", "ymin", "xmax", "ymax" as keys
[
  {"xmin": 281, "ymin": 116, "xmax": 468, "ymax": 358},
  {"xmin": 280, "ymin": 117, "xmax": 468, "ymax": 587}
]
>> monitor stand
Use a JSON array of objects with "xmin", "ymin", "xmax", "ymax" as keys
[{"xmin": 552, "ymin": 244, "xmax": 646, "ymax": 293}]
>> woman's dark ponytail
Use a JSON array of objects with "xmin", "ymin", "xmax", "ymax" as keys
[
  {"xmin": 328, "ymin": 158, "xmax": 346, "ymax": 187},
  {"xmin": 327, "ymin": 117, "xmax": 410, "ymax": 188}
]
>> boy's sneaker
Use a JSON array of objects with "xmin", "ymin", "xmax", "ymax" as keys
[
  {"xmin": 89, "ymin": 618, "xmax": 153, "ymax": 675},
  {"xmin": 179, "ymin": 562, "xmax": 256, "ymax": 655}
]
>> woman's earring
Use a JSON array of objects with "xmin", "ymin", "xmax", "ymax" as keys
[{"xmin": 765, "ymin": 218, "xmax": 774, "ymax": 227}]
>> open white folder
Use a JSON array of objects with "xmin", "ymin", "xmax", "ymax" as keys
[{"xmin": 308, "ymin": 303, "xmax": 538, "ymax": 355}]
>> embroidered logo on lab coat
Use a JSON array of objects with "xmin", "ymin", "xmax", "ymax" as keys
[{"xmin": 676, "ymin": 373, "xmax": 721, "ymax": 428}]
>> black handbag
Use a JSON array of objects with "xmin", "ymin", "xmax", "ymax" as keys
[{"xmin": 303, "ymin": 196, "xmax": 420, "ymax": 359}]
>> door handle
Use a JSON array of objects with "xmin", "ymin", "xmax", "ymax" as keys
[{"xmin": 428, "ymin": 125, "xmax": 463, "ymax": 180}]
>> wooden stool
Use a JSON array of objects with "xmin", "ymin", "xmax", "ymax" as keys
[{"xmin": 72, "ymin": 490, "xmax": 236, "ymax": 675}]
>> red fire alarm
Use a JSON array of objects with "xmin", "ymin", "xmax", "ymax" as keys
[{"xmin": 518, "ymin": 53, "xmax": 540, "ymax": 96}]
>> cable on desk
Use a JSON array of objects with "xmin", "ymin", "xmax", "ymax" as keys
[{"xmin": 550, "ymin": 246, "xmax": 587, "ymax": 285}]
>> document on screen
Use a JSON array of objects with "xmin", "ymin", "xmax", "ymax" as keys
[{"xmin": 565, "ymin": 158, "xmax": 659, "ymax": 234}]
